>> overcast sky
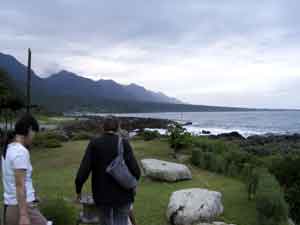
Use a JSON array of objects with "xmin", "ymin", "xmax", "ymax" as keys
[{"xmin": 1, "ymin": 0, "xmax": 300, "ymax": 109}]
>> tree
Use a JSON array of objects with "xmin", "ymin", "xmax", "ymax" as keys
[
  {"xmin": 167, "ymin": 123, "xmax": 192, "ymax": 157},
  {"xmin": 0, "ymin": 68, "xmax": 25, "ymax": 132}
]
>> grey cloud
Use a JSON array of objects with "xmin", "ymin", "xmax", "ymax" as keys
[{"xmin": 1, "ymin": 0, "xmax": 300, "ymax": 108}]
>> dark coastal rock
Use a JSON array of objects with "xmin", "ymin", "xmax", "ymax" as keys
[
  {"xmin": 209, "ymin": 131, "xmax": 245, "ymax": 141},
  {"xmin": 202, "ymin": 130, "xmax": 211, "ymax": 135},
  {"xmin": 247, "ymin": 133, "xmax": 300, "ymax": 145},
  {"xmin": 60, "ymin": 116, "xmax": 173, "ymax": 136}
]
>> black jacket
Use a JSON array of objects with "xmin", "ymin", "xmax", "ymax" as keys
[{"xmin": 75, "ymin": 133, "xmax": 141, "ymax": 207}]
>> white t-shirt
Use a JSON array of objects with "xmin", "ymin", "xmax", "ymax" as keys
[{"xmin": 1, "ymin": 142, "xmax": 36, "ymax": 205}]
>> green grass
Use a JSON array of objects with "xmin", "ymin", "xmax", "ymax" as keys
[{"xmin": 0, "ymin": 138, "xmax": 258, "ymax": 225}]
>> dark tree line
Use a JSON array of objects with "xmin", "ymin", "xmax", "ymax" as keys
[{"xmin": 0, "ymin": 68, "xmax": 25, "ymax": 138}]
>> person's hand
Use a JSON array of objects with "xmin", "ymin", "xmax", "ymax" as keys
[{"xmin": 19, "ymin": 214, "xmax": 30, "ymax": 225}]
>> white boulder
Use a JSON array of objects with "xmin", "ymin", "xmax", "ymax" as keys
[
  {"xmin": 167, "ymin": 188, "xmax": 224, "ymax": 225},
  {"xmin": 141, "ymin": 159, "xmax": 192, "ymax": 182}
]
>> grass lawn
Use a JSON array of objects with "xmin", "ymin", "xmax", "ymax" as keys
[{"xmin": 1, "ymin": 138, "xmax": 258, "ymax": 225}]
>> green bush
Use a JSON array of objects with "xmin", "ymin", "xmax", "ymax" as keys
[
  {"xmin": 191, "ymin": 149, "xmax": 202, "ymax": 166},
  {"xmin": 269, "ymin": 156, "xmax": 300, "ymax": 223},
  {"xmin": 167, "ymin": 124, "xmax": 192, "ymax": 153},
  {"xmin": 43, "ymin": 139, "xmax": 62, "ymax": 148},
  {"xmin": 37, "ymin": 131, "xmax": 68, "ymax": 142},
  {"xmin": 40, "ymin": 196, "xmax": 77, "ymax": 225},
  {"xmin": 241, "ymin": 163, "xmax": 253, "ymax": 181},
  {"xmin": 193, "ymin": 137, "xmax": 230, "ymax": 154},
  {"xmin": 285, "ymin": 181, "xmax": 300, "ymax": 224},
  {"xmin": 245, "ymin": 166, "xmax": 260, "ymax": 200},
  {"xmin": 256, "ymin": 171, "xmax": 288, "ymax": 225},
  {"xmin": 214, "ymin": 155, "xmax": 226, "ymax": 174},
  {"xmin": 200, "ymin": 152, "xmax": 214, "ymax": 170},
  {"xmin": 33, "ymin": 133, "xmax": 63, "ymax": 148},
  {"xmin": 71, "ymin": 131, "xmax": 95, "ymax": 141},
  {"xmin": 227, "ymin": 162, "xmax": 239, "ymax": 177},
  {"xmin": 140, "ymin": 130, "xmax": 160, "ymax": 141}
]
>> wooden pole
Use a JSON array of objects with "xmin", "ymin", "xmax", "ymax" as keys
[{"xmin": 26, "ymin": 48, "xmax": 31, "ymax": 113}]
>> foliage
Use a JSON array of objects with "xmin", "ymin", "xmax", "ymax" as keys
[
  {"xmin": 244, "ymin": 166, "xmax": 260, "ymax": 200},
  {"xmin": 167, "ymin": 123, "xmax": 192, "ymax": 153},
  {"xmin": 190, "ymin": 136, "xmax": 290, "ymax": 225},
  {"xmin": 256, "ymin": 171, "xmax": 288, "ymax": 225},
  {"xmin": 40, "ymin": 196, "xmax": 77, "ymax": 225},
  {"xmin": 140, "ymin": 130, "xmax": 161, "ymax": 141},
  {"xmin": 71, "ymin": 131, "xmax": 95, "ymax": 141},
  {"xmin": 269, "ymin": 156, "xmax": 300, "ymax": 224},
  {"xmin": 285, "ymin": 181, "xmax": 300, "ymax": 223},
  {"xmin": 0, "ymin": 68, "xmax": 25, "ymax": 132},
  {"xmin": 33, "ymin": 131, "xmax": 63, "ymax": 148}
]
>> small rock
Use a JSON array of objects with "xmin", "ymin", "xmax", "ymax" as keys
[
  {"xmin": 213, "ymin": 222, "xmax": 227, "ymax": 225},
  {"xmin": 166, "ymin": 188, "xmax": 224, "ymax": 225},
  {"xmin": 141, "ymin": 159, "xmax": 192, "ymax": 182}
]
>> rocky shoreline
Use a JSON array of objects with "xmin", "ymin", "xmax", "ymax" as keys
[{"xmin": 46, "ymin": 116, "xmax": 300, "ymax": 155}]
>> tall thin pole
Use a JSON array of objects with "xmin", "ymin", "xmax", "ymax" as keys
[{"xmin": 26, "ymin": 48, "xmax": 31, "ymax": 113}]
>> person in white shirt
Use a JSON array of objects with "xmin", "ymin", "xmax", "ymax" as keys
[{"xmin": 2, "ymin": 114, "xmax": 47, "ymax": 225}]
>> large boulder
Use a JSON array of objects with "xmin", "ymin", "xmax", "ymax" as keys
[
  {"xmin": 167, "ymin": 188, "xmax": 224, "ymax": 225},
  {"xmin": 141, "ymin": 159, "xmax": 192, "ymax": 182}
]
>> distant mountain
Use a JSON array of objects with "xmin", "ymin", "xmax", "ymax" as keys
[
  {"xmin": 0, "ymin": 52, "xmax": 182, "ymax": 106},
  {"xmin": 44, "ymin": 70, "xmax": 182, "ymax": 104},
  {"xmin": 0, "ymin": 52, "xmax": 257, "ymax": 113}
]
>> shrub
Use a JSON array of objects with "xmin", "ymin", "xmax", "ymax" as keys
[
  {"xmin": 214, "ymin": 155, "xmax": 226, "ymax": 174},
  {"xmin": 191, "ymin": 149, "xmax": 202, "ymax": 166},
  {"xmin": 167, "ymin": 124, "xmax": 192, "ymax": 153},
  {"xmin": 37, "ymin": 131, "xmax": 68, "ymax": 142},
  {"xmin": 33, "ymin": 133, "xmax": 63, "ymax": 148},
  {"xmin": 193, "ymin": 138, "xmax": 230, "ymax": 154},
  {"xmin": 227, "ymin": 162, "xmax": 239, "ymax": 177},
  {"xmin": 270, "ymin": 156, "xmax": 300, "ymax": 224},
  {"xmin": 285, "ymin": 181, "xmax": 300, "ymax": 224},
  {"xmin": 241, "ymin": 163, "xmax": 252, "ymax": 181},
  {"xmin": 40, "ymin": 196, "xmax": 77, "ymax": 225},
  {"xmin": 71, "ymin": 131, "xmax": 95, "ymax": 141},
  {"xmin": 198, "ymin": 152, "xmax": 216, "ymax": 170},
  {"xmin": 244, "ymin": 166, "xmax": 260, "ymax": 200},
  {"xmin": 140, "ymin": 130, "xmax": 160, "ymax": 141},
  {"xmin": 43, "ymin": 139, "xmax": 62, "ymax": 148},
  {"xmin": 256, "ymin": 171, "xmax": 288, "ymax": 225}
]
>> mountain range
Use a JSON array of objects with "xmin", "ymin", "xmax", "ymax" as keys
[{"xmin": 0, "ymin": 52, "xmax": 255, "ymax": 113}]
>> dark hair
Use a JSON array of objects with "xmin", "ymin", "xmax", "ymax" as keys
[
  {"xmin": 2, "ymin": 130, "xmax": 16, "ymax": 158},
  {"xmin": 103, "ymin": 116, "xmax": 119, "ymax": 132},
  {"xmin": 2, "ymin": 113, "xmax": 39, "ymax": 158},
  {"xmin": 15, "ymin": 113, "xmax": 39, "ymax": 135}
]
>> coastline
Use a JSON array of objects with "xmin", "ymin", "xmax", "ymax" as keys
[
  {"xmin": 63, "ymin": 111, "xmax": 300, "ymax": 138},
  {"xmin": 57, "ymin": 114, "xmax": 300, "ymax": 139}
]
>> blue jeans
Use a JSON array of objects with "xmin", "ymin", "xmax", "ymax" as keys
[{"xmin": 98, "ymin": 203, "xmax": 131, "ymax": 225}]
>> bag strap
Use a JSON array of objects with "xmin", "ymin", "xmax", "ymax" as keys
[{"xmin": 118, "ymin": 135, "xmax": 124, "ymax": 157}]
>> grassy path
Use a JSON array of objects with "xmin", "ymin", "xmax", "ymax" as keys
[{"xmin": 1, "ymin": 139, "xmax": 258, "ymax": 225}]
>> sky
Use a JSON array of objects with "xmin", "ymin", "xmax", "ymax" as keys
[{"xmin": 1, "ymin": 0, "xmax": 300, "ymax": 109}]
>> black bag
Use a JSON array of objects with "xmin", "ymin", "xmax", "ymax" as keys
[{"xmin": 106, "ymin": 136, "xmax": 137, "ymax": 190}]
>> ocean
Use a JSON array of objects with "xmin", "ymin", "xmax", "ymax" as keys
[{"xmin": 94, "ymin": 111, "xmax": 300, "ymax": 137}]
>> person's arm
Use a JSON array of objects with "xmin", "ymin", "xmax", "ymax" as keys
[
  {"xmin": 123, "ymin": 139, "xmax": 141, "ymax": 180},
  {"xmin": 75, "ymin": 140, "xmax": 93, "ymax": 199},
  {"xmin": 15, "ymin": 169, "xmax": 30, "ymax": 225}
]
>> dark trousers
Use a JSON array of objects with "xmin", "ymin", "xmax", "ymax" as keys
[{"xmin": 98, "ymin": 203, "xmax": 131, "ymax": 225}]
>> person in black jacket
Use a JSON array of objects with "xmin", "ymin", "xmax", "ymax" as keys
[{"xmin": 75, "ymin": 117, "xmax": 141, "ymax": 225}]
